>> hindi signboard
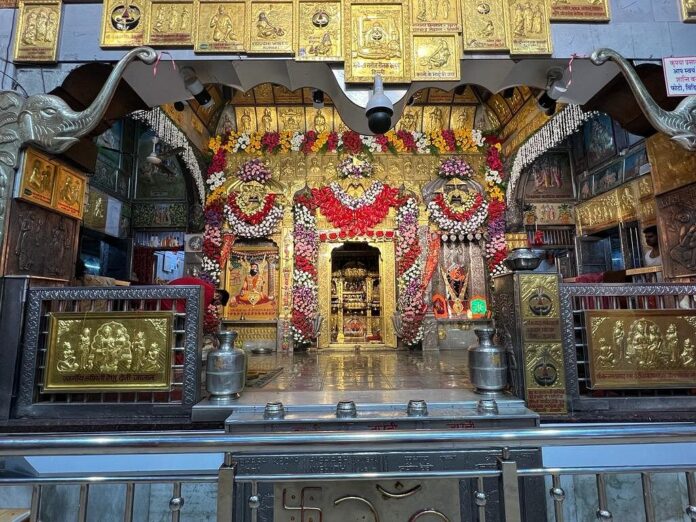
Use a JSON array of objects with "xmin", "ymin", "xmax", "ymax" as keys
[{"xmin": 663, "ymin": 56, "xmax": 696, "ymax": 97}]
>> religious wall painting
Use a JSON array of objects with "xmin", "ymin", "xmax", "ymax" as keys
[
  {"xmin": 52, "ymin": 167, "xmax": 86, "ymax": 219},
  {"xmin": 146, "ymin": 0, "xmax": 194, "ymax": 45},
  {"xmin": 225, "ymin": 245, "xmax": 279, "ymax": 320},
  {"xmin": 681, "ymin": 0, "xmax": 696, "ymax": 22},
  {"xmin": 194, "ymin": 0, "xmax": 247, "ymax": 52},
  {"xmin": 412, "ymin": 33, "xmax": 460, "ymax": 81},
  {"xmin": 14, "ymin": 0, "xmax": 61, "ymax": 62},
  {"xmin": 623, "ymin": 146, "xmax": 650, "ymax": 181},
  {"xmin": 19, "ymin": 149, "xmax": 56, "ymax": 208},
  {"xmin": 504, "ymin": 0, "xmax": 552, "ymax": 55},
  {"xmin": 44, "ymin": 312, "xmax": 173, "ymax": 392},
  {"xmin": 411, "ymin": 0, "xmax": 460, "ymax": 32},
  {"xmin": 249, "ymin": 1, "xmax": 294, "ymax": 53},
  {"xmin": 101, "ymin": 0, "xmax": 150, "ymax": 46},
  {"xmin": 583, "ymin": 113, "xmax": 616, "ymax": 168},
  {"xmin": 587, "ymin": 310, "xmax": 696, "ymax": 389},
  {"xmin": 523, "ymin": 202, "xmax": 574, "ymax": 226},
  {"xmin": 656, "ymin": 183, "xmax": 696, "ymax": 279},
  {"xmin": 522, "ymin": 151, "xmax": 573, "ymax": 202},
  {"xmin": 344, "ymin": 0, "xmax": 412, "ymax": 83},
  {"xmin": 296, "ymin": 0, "xmax": 342, "ymax": 61},
  {"xmin": 577, "ymin": 172, "xmax": 593, "ymax": 201},
  {"xmin": 461, "ymin": 0, "xmax": 508, "ymax": 51},
  {"xmin": 550, "ymin": 0, "xmax": 610, "ymax": 21},
  {"xmin": 216, "ymin": 104, "xmax": 237, "ymax": 136},
  {"xmin": 132, "ymin": 202, "xmax": 188, "ymax": 228},
  {"xmin": 592, "ymin": 158, "xmax": 624, "ymax": 196}
]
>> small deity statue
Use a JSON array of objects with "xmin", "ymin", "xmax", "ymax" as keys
[{"xmin": 313, "ymin": 109, "xmax": 327, "ymax": 133}]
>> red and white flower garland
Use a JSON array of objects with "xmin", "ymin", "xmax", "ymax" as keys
[
  {"xmin": 427, "ymin": 192, "xmax": 488, "ymax": 236},
  {"xmin": 291, "ymin": 193, "xmax": 319, "ymax": 344},
  {"xmin": 224, "ymin": 192, "xmax": 284, "ymax": 238},
  {"xmin": 396, "ymin": 198, "xmax": 426, "ymax": 345}
]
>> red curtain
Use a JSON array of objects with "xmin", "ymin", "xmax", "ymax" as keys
[{"xmin": 132, "ymin": 246, "xmax": 181, "ymax": 285}]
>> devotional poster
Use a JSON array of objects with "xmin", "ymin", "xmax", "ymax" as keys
[
  {"xmin": 225, "ymin": 249, "xmax": 279, "ymax": 320},
  {"xmin": 522, "ymin": 152, "xmax": 574, "ymax": 201},
  {"xmin": 583, "ymin": 114, "xmax": 616, "ymax": 168}
]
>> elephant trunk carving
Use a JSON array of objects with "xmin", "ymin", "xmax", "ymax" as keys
[{"xmin": 591, "ymin": 48, "xmax": 696, "ymax": 151}]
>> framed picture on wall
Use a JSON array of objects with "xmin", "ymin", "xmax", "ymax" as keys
[
  {"xmin": 19, "ymin": 148, "xmax": 57, "ymax": 208},
  {"xmin": 583, "ymin": 114, "xmax": 616, "ymax": 168},
  {"xmin": 592, "ymin": 159, "xmax": 624, "ymax": 196},
  {"xmin": 623, "ymin": 146, "xmax": 649, "ymax": 181},
  {"xmin": 522, "ymin": 151, "xmax": 574, "ymax": 201},
  {"xmin": 577, "ymin": 172, "xmax": 593, "ymax": 201},
  {"xmin": 52, "ymin": 166, "xmax": 86, "ymax": 219}
]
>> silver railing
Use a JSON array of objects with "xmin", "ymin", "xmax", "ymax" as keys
[{"xmin": 2, "ymin": 423, "xmax": 696, "ymax": 521}]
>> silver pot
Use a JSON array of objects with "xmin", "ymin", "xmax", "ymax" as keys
[
  {"xmin": 504, "ymin": 248, "xmax": 541, "ymax": 271},
  {"xmin": 468, "ymin": 328, "xmax": 508, "ymax": 394},
  {"xmin": 206, "ymin": 330, "xmax": 246, "ymax": 400}
]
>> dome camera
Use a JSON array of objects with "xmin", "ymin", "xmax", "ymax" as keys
[{"xmin": 365, "ymin": 74, "xmax": 393, "ymax": 134}]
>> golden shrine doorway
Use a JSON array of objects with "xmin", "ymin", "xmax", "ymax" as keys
[{"xmin": 318, "ymin": 241, "xmax": 397, "ymax": 349}]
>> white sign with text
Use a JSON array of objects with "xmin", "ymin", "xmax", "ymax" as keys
[{"xmin": 663, "ymin": 56, "xmax": 696, "ymax": 96}]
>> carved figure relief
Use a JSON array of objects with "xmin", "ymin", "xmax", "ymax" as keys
[
  {"xmin": 148, "ymin": 1, "xmax": 194, "ymax": 45},
  {"xmin": 657, "ymin": 183, "xmax": 696, "ymax": 278},
  {"xmin": 505, "ymin": 0, "xmax": 552, "ymax": 55},
  {"xmin": 462, "ymin": 0, "xmax": 508, "ymax": 52},
  {"xmin": 14, "ymin": 0, "xmax": 61, "ymax": 62},
  {"xmin": 296, "ymin": 1, "xmax": 342, "ymax": 61},
  {"xmin": 101, "ymin": 0, "xmax": 149, "ymax": 46},
  {"xmin": 412, "ymin": 35, "xmax": 460, "ymax": 81},
  {"xmin": 249, "ymin": 2, "xmax": 293, "ymax": 53}
]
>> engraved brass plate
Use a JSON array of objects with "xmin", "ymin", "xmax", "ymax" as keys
[
  {"xmin": 52, "ymin": 166, "xmax": 86, "ymax": 219},
  {"xmin": 194, "ymin": 0, "xmax": 247, "ymax": 52},
  {"xmin": 44, "ymin": 312, "xmax": 173, "ymax": 392},
  {"xmin": 296, "ymin": 0, "xmax": 342, "ymax": 61},
  {"xmin": 411, "ymin": 0, "xmax": 460, "ymax": 32},
  {"xmin": 524, "ymin": 342, "xmax": 567, "ymax": 414},
  {"xmin": 576, "ymin": 177, "xmax": 654, "ymax": 234},
  {"xmin": 344, "ymin": 0, "xmax": 412, "ymax": 83},
  {"xmin": 646, "ymin": 132, "xmax": 696, "ymax": 196},
  {"xmin": 587, "ymin": 310, "xmax": 696, "ymax": 389},
  {"xmin": 519, "ymin": 273, "xmax": 559, "ymax": 320},
  {"xmin": 147, "ymin": 0, "xmax": 194, "ymax": 45},
  {"xmin": 14, "ymin": 0, "xmax": 61, "ymax": 62},
  {"xmin": 412, "ymin": 33, "xmax": 460, "ymax": 81},
  {"xmin": 550, "ymin": 0, "xmax": 610, "ymax": 22},
  {"xmin": 249, "ymin": 1, "xmax": 294, "ymax": 53},
  {"xmin": 681, "ymin": 0, "xmax": 696, "ymax": 22},
  {"xmin": 101, "ymin": 0, "xmax": 150, "ymax": 47},
  {"xmin": 19, "ymin": 148, "xmax": 57, "ymax": 208},
  {"xmin": 656, "ymin": 183, "xmax": 696, "ymax": 279},
  {"xmin": 462, "ymin": 0, "xmax": 508, "ymax": 52},
  {"xmin": 504, "ymin": 0, "xmax": 552, "ymax": 55}
]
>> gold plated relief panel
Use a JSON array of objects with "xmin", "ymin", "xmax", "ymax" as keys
[
  {"xmin": 576, "ymin": 177, "xmax": 654, "ymax": 234},
  {"xmin": 550, "ymin": 0, "xmax": 610, "ymax": 22},
  {"xmin": 148, "ymin": 0, "xmax": 195, "ymax": 45},
  {"xmin": 587, "ymin": 310, "xmax": 696, "ymax": 389},
  {"xmin": 646, "ymin": 132, "xmax": 696, "ymax": 195},
  {"xmin": 250, "ymin": 0, "xmax": 294, "ymax": 53},
  {"xmin": 14, "ymin": 0, "xmax": 61, "ymax": 62},
  {"xmin": 44, "ymin": 312, "xmax": 173, "ymax": 392},
  {"xmin": 194, "ymin": 0, "xmax": 247, "ymax": 52},
  {"xmin": 682, "ymin": 0, "xmax": 696, "ymax": 22},
  {"xmin": 412, "ymin": 33, "xmax": 460, "ymax": 81},
  {"xmin": 101, "ymin": 0, "xmax": 150, "ymax": 46},
  {"xmin": 461, "ymin": 0, "xmax": 508, "ymax": 52},
  {"xmin": 295, "ymin": 0, "xmax": 343, "ymax": 61},
  {"xmin": 504, "ymin": 0, "xmax": 552, "ymax": 55},
  {"xmin": 411, "ymin": 0, "xmax": 460, "ymax": 32},
  {"xmin": 344, "ymin": 0, "xmax": 412, "ymax": 83}
]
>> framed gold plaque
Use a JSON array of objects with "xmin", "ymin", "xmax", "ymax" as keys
[
  {"xmin": 19, "ymin": 148, "xmax": 57, "ymax": 208},
  {"xmin": 249, "ymin": 1, "xmax": 294, "ymax": 53},
  {"xmin": 256, "ymin": 106, "xmax": 279, "ymax": 133},
  {"xmin": 194, "ymin": 0, "xmax": 247, "ymax": 52},
  {"xmin": 587, "ymin": 310, "xmax": 696, "ymax": 389},
  {"xmin": 13, "ymin": 0, "xmax": 61, "ymax": 62},
  {"xmin": 505, "ymin": 0, "xmax": 552, "ymax": 55},
  {"xmin": 411, "ymin": 0, "xmax": 460, "ymax": 32},
  {"xmin": 344, "ymin": 0, "xmax": 412, "ymax": 83},
  {"xmin": 100, "ymin": 0, "xmax": 150, "ymax": 47},
  {"xmin": 449, "ymin": 106, "xmax": 475, "ymax": 129},
  {"xmin": 277, "ymin": 106, "xmax": 306, "ymax": 132},
  {"xmin": 550, "ymin": 0, "xmax": 610, "ymax": 22},
  {"xmin": 52, "ymin": 166, "xmax": 86, "ymax": 220},
  {"xmin": 236, "ymin": 106, "xmax": 258, "ymax": 133},
  {"xmin": 682, "ymin": 0, "xmax": 696, "ymax": 22},
  {"xmin": 295, "ymin": 0, "xmax": 342, "ymax": 61},
  {"xmin": 305, "ymin": 106, "xmax": 333, "ymax": 132},
  {"xmin": 44, "ymin": 312, "xmax": 173, "ymax": 392},
  {"xmin": 147, "ymin": 0, "xmax": 195, "ymax": 46},
  {"xmin": 412, "ymin": 33, "xmax": 460, "ymax": 81},
  {"xmin": 462, "ymin": 0, "xmax": 508, "ymax": 52}
]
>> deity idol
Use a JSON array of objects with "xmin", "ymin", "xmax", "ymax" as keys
[{"xmin": 236, "ymin": 261, "xmax": 273, "ymax": 306}]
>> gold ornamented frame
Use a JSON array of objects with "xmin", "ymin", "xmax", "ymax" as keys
[
  {"xmin": 586, "ymin": 310, "xmax": 696, "ymax": 389},
  {"xmin": 100, "ymin": 0, "xmax": 151, "ymax": 47},
  {"xmin": 550, "ymin": 0, "xmax": 610, "ymax": 22},
  {"xmin": 14, "ymin": 0, "xmax": 61, "ymax": 62},
  {"xmin": 344, "ymin": 0, "xmax": 412, "ymax": 83},
  {"xmin": 52, "ymin": 166, "xmax": 86, "ymax": 220},
  {"xmin": 249, "ymin": 0, "xmax": 295, "ymax": 53},
  {"xmin": 44, "ymin": 312, "xmax": 174, "ymax": 392},
  {"xmin": 411, "ymin": 32, "xmax": 460, "ymax": 81},
  {"xmin": 194, "ymin": 0, "xmax": 248, "ymax": 52},
  {"xmin": 410, "ymin": 0, "xmax": 460, "ymax": 32},
  {"xmin": 147, "ymin": 0, "xmax": 196, "ymax": 46},
  {"xmin": 461, "ymin": 0, "xmax": 508, "ymax": 52},
  {"xmin": 19, "ymin": 148, "xmax": 57, "ymax": 209},
  {"xmin": 504, "ymin": 0, "xmax": 552, "ymax": 55},
  {"xmin": 682, "ymin": 0, "xmax": 696, "ymax": 22},
  {"xmin": 295, "ymin": 0, "xmax": 343, "ymax": 61}
]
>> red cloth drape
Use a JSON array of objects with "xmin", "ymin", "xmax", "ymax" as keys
[{"xmin": 132, "ymin": 246, "xmax": 181, "ymax": 285}]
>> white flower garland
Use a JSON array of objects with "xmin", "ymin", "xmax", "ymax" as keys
[
  {"xmin": 206, "ymin": 171, "xmax": 225, "ymax": 191},
  {"xmin": 224, "ymin": 203, "xmax": 284, "ymax": 238},
  {"xmin": 427, "ymin": 198, "xmax": 489, "ymax": 236},
  {"xmin": 328, "ymin": 180, "xmax": 384, "ymax": 210}
]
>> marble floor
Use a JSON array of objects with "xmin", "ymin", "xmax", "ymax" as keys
[{"xmin": 246, "ymin": 349, "xmax": 471, "ymax": 391}]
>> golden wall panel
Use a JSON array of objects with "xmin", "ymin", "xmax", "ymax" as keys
[
  {"xmin": 194, "ymin": 0, "xmax": 247, "ymax": 52},
  {"xmin": 550, "ymin": 0, "xmax": 610, "ymax": 22},
  {"xmin": 147, "ymin": 0, "xmax": 195, "ymax": 45},
  {"xmin": 14, "ymin": 0, "xmax": 61, "ymax": 62},
  {"xmin": 505, "ymin": 0, "xmax": 552, "ymax": 55},
  {"xmin": 101, "ymin": 0, "xmax": 150, "ymax": 46},
  {"xmin": 646, "ymin": 132, "xmax": 696, "ymax": 195},
  {"xmin": 461, "ymin": 0, "xmax": 508, "ymax": 52},
  {"xmin": 295, "ymin": 0, "xmax": 343, "ymax": 60},
  {"xmin": 411, "ymin": 0, "xmax": 460, "ymax": 32},
  {"xmin": 680, "ymin": 0, "xmax": 696, "ymax": 22},
  {"xmin": 250, "ymin": 0, "xmax": 294, "ymax": 53},
  {"xmin": 412, "ymin": 33, "xmax": 460, "ymax": 81}
]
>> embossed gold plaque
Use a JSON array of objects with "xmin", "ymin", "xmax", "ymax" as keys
[
  {"xmin": 550, "ymin": 0, "xmax": 610, "ymax": 22},
  {"xmin": 249, "ymin": 1, "xmax": 294, "ymax": 53},
  {"xmin": 422, "ymin": 105, "xmax": 451, "ymax": 132},
  {"xmin": 397, "ymin": 106, "xmax": 423, "ymax": 132},
  {"xmin": 101, "ymin": 0, "xmax": 150, "ymax": 47},
  {"xmin": 277, "ymin": 106, "xmax": 306, "ymax": 132},
  {"xmin": 504, "ymin": 0, "xmax": 552, "ymax": 55},
  {"xmin": 295, "ymin": 0, "xmax": 342, "ymax": 61},
  {"xmin": 519, "ymin": 273, "xmax": 560, "ymax": 320},
  {"xmin": 52, "ymin": 166, "xmax": 86, "ymax": 220},
  {"xmin": 412, "ymin": 33, "xmax": 460, "ymax": 81},
  {"xmin": 147, "ymin": 0, "xmax": 195, "ymax": 45},
  {"xmin": 462, "ymin": 0, "xmax": 508, "ymax": 51},
  {"xmin": 449, "ymin": 105, "xmax": 475, "ymax": 129},
  {"xmin": 14, "ymin": 0, "xmax": 61, "ymax": 62},
  {"xmin": 524, "ymin": 342, "xmax": 567, "ymax": 414},
  {"xmin": 646, "ymin": 132, "xmax": 696, "ymax": 195},
  {"xmin": 194, "ymin": 0, "xmax": 247, "ymax": 52},
  {"xmin": 411, "ymin": 0, "xmax": 460, "ymax": 32},
  {"xmin": 656, "ymin": 182, "xmax": 696, "ymax": 279},
  {"xmin": 305, "ymin": 106, "xmax": 334, "ymax": 132},
  {"xmin": 587, "ymin": 310, "xmax": 696, "ymax": 389},
  {"xmin": 682, "ymin": 0, "xmax": 696, "ymax": 22},
  {"xmin": 236, "ymin": 107, "xmax": 258, "ymax": 132},
  {"xmin": 256, "ymin": 106, "xmax": 279, "ymax": 132},
  {"xmin": 19, "ymin": 148, "xmax": 57, "ymax": 208},
  {"xmin": 44, "ymin": 312, "xmax": 173, "ymax": 392},
  {"xmin": 345, "ymin": 0, "xmax": 412, "ymax": 83}
]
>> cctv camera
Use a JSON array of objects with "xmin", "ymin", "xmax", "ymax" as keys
[
  {"xmin": 181, "ymin": 66, "xmax": 213, "ymax": 108},
  {"xmin": 365, "ymin": 74, "xmax": 393, "ymax": 134}
]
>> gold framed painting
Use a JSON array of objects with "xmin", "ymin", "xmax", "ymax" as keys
[
  {"xmin": 100, "ymin": 0, "xmax": 151, "ymax": 47},
  {"xmin": 295, "ymin": 0, "xmax": 342, "ymax": 61},
  {"xmin": 550, "ymin": 0, "xmax": 610, "ymax": 22},
  {"xmin": 344, "ymin": 0, "xmax": 412, "ymax": 83},
  {"xmin": 411, "ymin": 0, "xmax": 460, "ymax": 32},
  {"xmin": 147, "ymin": 0, "xmax": 195, "ymax": 46},
  {"xmin": 13, "ymin": 0, "xmax": 61, "ymax": 62},
  {"xmin": 505, "ymin": 0, "xmax": 552, "ymax": 55},
  {"xmin": 412, "ymin": 33, "xmax": 460, "ymax": 81},
  {"xmin": 194, "ymin": 0, "xmax": 247, "ymax": 52},
  {"xmin": 44, "ymin": 312, "xmax": 173, "ymax": 392},
  {"xmin": 682, "ymin": 0, "xmax": 696, "ymax": 22},
  {"xmin": 587, "ymin": 310, "xmax": 696, "ymax": 389},
  {"xmin": 19, "ymin": 148, "xmax": 57, "ymax": 208},
  {"xmin": 461, "ymin": 0, "xmax": 508, "ymax": 52},
  {"xmin": 52, "ymin": 166, "xmax": 86, "ymax": 219},
  {"xmin": 249, "ymin": 0, "xmax": 294, "ymax": 53}
]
